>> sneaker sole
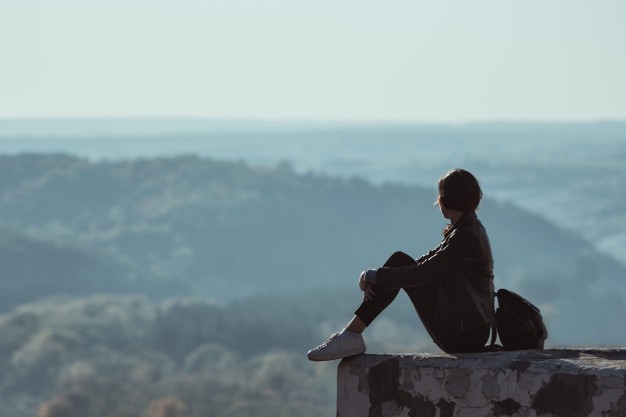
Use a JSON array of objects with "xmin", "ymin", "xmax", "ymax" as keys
[{"xmin": 307, "ymin": 347, "xmax": 366, "ymax": 362}]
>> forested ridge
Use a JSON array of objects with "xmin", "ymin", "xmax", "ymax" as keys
[
  {"xmin": 1, "ymin": 153, "xmax": 622, "ymax": 303},
  {"xmin": 0, "ymin": 295, "xmax": 337, "ymax": 417},
  {"xmin": 0, "ymin": 153, "xmax": 624, "ymax": 416}
]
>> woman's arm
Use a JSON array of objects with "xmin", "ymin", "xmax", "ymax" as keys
[
  {"xmin": 414, "ymin": 243, "xmax": 443, "ymax": 264},
  {"xmin": 373, "ymin": 230, "xmax": 479, "ymax": 291}
]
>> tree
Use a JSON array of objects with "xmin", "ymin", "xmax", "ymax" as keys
[{"xmin": 142, "ymin": 397, "xmax": 188, "ymax": 417}]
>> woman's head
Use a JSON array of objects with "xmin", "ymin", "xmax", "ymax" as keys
[{"xmin": 436, "ymin": 169, "xmax": 482, "ymax": 214}]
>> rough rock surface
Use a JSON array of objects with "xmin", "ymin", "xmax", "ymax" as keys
[{"xmin": 337, "ymin": 349, "xmax": 626, "ymax": 417}]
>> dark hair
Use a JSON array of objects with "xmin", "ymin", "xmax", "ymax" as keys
[{"xmin": 437, "ymin": 169, "xmax": 482, "ymax": 213}]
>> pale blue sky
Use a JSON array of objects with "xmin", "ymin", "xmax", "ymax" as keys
[{"xmin": 1, "ymin": 0, "xmax": 625, "ymax": 122}]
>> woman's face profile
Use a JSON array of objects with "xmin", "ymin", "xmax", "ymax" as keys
[{"xmin": 437, "ymin": 195, "xmax": 450, "ymax": 219}]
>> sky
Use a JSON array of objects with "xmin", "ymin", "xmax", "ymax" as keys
[{"xmin": 1, "ymin": 0, "xmax": 625, "ymax": 122}]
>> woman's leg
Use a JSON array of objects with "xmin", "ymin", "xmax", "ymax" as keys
[
  {"xmin": 353, "ymin": 251, "xmax": 416, "ymax": 327},
  {"xmin": 402, "ymin": 285, "xmax": 439, "ymax": 343},
  {"xmin": 436, "ymin": 326, "xmax": 490, "ymax": 353},
  {"xmin": 401, "ymin": 288, "xmax": 490, "ymax": 353},
  {"xmin": 353, "ymin": 252, "xmax": 440, "ymax": 348},
  {"xmin": 307, "ymin": 251, "xmax": 416, "ymax": 361}
]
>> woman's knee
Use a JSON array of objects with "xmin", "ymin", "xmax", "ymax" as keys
[{"xmin": 384, "ymin": 251, "xmax": 416, "ymax": 267}]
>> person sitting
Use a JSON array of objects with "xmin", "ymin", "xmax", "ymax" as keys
[{"xmin": 307, "ymin": 168, "xmax": 494, "ymax": 360}]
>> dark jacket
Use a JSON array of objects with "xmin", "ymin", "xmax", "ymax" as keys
[{"xmin": 374, "ymin": 212, "xmax": 494, "ymax": 336}]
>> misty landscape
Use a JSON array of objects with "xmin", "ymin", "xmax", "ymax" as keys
[{"xmin": 0, "ymin": 120, "xmax": 624, "ymax": 416}]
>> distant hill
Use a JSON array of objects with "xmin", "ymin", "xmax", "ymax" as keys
[
  {"xmin": 1, "ymin": 120, "xmax": 624, "ymax": 267},
  {"xmin": 0, "ymin": 153, "xmax": 624, "ymax": 344},
  {"xmin": 0, "ymin": 228, "xmax": 140, "ymax": 310}
]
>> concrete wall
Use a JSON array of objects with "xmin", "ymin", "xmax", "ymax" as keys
[{"xmin": 337, "ymin": 349, "xmax": 626, "ymax": 417}]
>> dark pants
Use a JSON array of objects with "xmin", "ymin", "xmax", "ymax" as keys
[{"xmin": 354, "ymin": 251, "xmax": 489, "ymax": 353}]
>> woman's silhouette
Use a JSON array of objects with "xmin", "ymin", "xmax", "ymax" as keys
[{"xmin": 308, "ymin": 168, "xmax": 494, "ymax": 360}]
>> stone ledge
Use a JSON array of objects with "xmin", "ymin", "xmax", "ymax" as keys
[{"xmin": 337, "ymin": 349, "xmax": 626, "ymax": 417}]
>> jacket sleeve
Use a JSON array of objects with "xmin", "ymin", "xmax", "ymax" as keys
[
  {"xmin": 374, "ymin": 229, "xmax": 479, "ymax": 291},
  {"xmin": 414, "ymin": 244, "xmax": 442, "ymax": 264}
]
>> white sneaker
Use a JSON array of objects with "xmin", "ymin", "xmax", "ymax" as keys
[{"xmin": 307, "ymin": 332, "xmax": 366, "ymax": 361}]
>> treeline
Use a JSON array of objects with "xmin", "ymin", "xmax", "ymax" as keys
[
  {"xmin": 0, "ymin": 295, "xmax": 345, "ymax": 417},
  {"xmin": 2, "ymin": 292, "xmax": 433, "ymax": 417}
]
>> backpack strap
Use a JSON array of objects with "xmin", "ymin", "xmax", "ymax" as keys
[
  {"xmin": 490, "ymin": 319, "xmax": 498, "ymax": 346},
  {"xmin": 486, "ymin": 284, "xmax": 503, "ymax": 352},
  {"xmin": 489, "ymin": 291, "xmax": 498, "ymax": 347}
]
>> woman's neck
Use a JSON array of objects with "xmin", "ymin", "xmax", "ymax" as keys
[{"xmin": 448, "ymin": 209, "xmax": 466, "ymax": 225}]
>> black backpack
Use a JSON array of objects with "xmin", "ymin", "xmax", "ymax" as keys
[{"xmin": 489, "ymin": 289, "xmax": 548, "ymax": 351}]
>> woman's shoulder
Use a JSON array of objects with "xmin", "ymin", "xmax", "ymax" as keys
[{"xmin": 448, "ymin": 215, "xmax": 487, "ymax": 241}]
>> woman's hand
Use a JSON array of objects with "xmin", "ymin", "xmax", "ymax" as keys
[
  {"xmin": 359, "ymin": 271, "xmax": 368, "ymax": 290},
  {"xmin": 359, "ymin": 271, "xmax": 376, "ymax": 301}
]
